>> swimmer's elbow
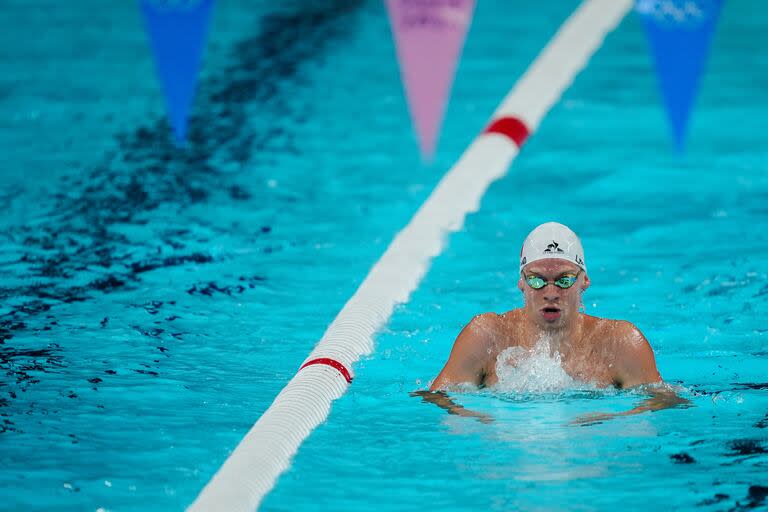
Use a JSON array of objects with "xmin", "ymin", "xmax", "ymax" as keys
[
  {"xmin": 621, "ymin": 373, "xmax": 662, "ymax": 389},
  {"xmin": 430, "ymin": 342, "xmax": 486, "ymax": 391},
  {"xmin": 430, "ymin": 362, "xmax": 484, "ymax": 391},
  {"xmin": 429, "ymin": 371, "xmax": 454, "ymax": 391}
]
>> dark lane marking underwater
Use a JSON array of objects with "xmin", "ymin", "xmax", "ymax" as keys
[
  {"xmin": 0, "ymin": 0, "xmax": 364, "ymax": 430},
  {"xmin": 697, "ymin": 486, "xmax": 768, "ymax": 510}
]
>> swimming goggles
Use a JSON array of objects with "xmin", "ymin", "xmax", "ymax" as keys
[{"xmin": 523, "ymin": 269, "xmax": 582, "ymax": 290}]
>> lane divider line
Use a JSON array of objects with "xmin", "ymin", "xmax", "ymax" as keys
[
  {"xmin": 483, "ymin": 116, "xmax": 531, "ymax": 147},
  {"xmin": 298, "ymin": 358, "xmax": 353, "ymax": 384},
  {"xmin": 188, "ymin": 1, "xmax": 632, "ymax": 510}
]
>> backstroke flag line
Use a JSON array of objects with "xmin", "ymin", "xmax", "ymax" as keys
[
  {"xmin": 636, "ymin": 0, "xmax": 722, "ymax": 152},
  {"xmin": 140, "ymin": 0, "xmax": 215, "ymax": 144},
  {"xmin": 386, "ymin": 0, "xmax": 475, "ymax": 162}
]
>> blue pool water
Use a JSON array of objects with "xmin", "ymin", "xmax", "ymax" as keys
[{"xmin": 2, "ymin": 1, "xmax": 767, "ymax": 511}]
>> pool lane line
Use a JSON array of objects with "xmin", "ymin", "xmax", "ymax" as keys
[
  {"xmin": 299, "ymin": 357, "xmax": 354, "ymax": 384},
  {"xmin": 188, "ymin": 1, "xmax": 633, "ymax": 510}
]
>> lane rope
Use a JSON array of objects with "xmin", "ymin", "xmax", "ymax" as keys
[
  {"xmin": 298, "ymin": 358, "xmax": 353, "ymax": 384},
  {"xmin": 188, "ymin": 1, "xmax": 632, "ymax": 510},
  {"xmin": 483, "ymin": 116, "xmax": 530, "ymax": 147}
]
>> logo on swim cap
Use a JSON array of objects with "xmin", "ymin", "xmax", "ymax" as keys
[
  {"xmin": 520, "ymin": 222, "xmax": 587, "ymax": 274},
  {"xmin": 543, "ymin": 241, "xmax": 565, "ymax": 254}
]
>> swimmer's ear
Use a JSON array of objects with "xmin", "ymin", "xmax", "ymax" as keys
[{"xmin": 582, "ymin": 273, "xmax": 591, "ymax": 291}]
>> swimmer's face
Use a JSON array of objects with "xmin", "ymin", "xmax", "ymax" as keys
[{"xmin": 518, "ymin": 259, "xmax": 590, "ymax": 330}]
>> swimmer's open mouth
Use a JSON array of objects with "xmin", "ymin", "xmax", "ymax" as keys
[{"xmin": 541, "ymin": 306, "xmax": 562, "ymax": 321}]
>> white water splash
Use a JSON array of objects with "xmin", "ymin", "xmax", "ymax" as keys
[{"xmin": 493, "ymin": 338, "xmax": 592, "ymax": 393}]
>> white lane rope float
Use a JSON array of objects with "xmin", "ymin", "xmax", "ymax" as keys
[{"xmin": 188, "ymin": 1, "xmax": 633, "ymax": 510}]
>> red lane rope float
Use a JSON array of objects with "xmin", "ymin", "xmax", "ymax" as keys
[
  {"xmin": 298, "ymin": 358, "xmax": 353, "ymax": 384},
  {"xmin": 483, "ymin": 116, "xmax": 531, "ymax": 148}
]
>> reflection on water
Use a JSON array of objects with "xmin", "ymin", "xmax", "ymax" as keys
[{"xmin": 439, "ymin": 383, "xmax": 664, "ymax": 488}]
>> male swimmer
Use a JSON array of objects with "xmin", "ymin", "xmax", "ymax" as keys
[{"xmin": 415, "ymin": 222, "xmax": 687, "ymax": 423}]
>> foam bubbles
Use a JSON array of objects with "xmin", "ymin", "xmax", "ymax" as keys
[{"xmin": 494, "ymin": 338, "xmax": 590, "ymax": 393}]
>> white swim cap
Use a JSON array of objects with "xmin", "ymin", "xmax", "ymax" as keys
[{"xmin": 520, "ymin": 222, "xmax": 587, "ymax": 274}]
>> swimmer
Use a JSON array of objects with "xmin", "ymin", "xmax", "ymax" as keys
[{"xmin": 415, "ymin": 222, "xmax": 688, "ymax": 423}]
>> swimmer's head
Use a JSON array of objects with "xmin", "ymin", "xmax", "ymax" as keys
[
  {"xmin": 519, "ymin": 222, "xmax": 587, "ymax": 274},
  {"xmin": 518, "ymin": 222, "xmax": 590, "ymax": 329}
]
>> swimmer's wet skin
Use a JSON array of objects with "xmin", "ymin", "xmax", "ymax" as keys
[{"xmin": 423, "ymin": 222, "xmax": 690, "ymax": 422}]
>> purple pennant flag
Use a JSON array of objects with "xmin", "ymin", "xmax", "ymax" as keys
[
  {"xmin": 386, "ymin": 0, "xmax": 475, "ymax": 163},
  {"xmin": 140, "ymin": 0, "xmax": 215, "ymax": 144},
  {"xmin": 636, "ymin": 0, "xmax": 722, "ymax": 152}
]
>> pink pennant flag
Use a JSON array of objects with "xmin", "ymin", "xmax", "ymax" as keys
[{"xmin": 387, "ymin": 0, "xmax": 475, "ymax": 162}]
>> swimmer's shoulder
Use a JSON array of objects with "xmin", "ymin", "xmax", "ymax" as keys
[
  {"xmin": 498, "ymin": 308, "xmax": 525, "ymax": 325},
  {"xmin": 463, "ymin": 311, "xmax": 506, "ymax": 341},
  {"xmin": 461, "ymin": 311, "xmax": 517, "ymax": 384},
  {"xmin": 594, "ymin": 317, "xmax": 647, "ymax": 346},
  {"xmin": 484, "ymin": 309, "xmax": 527, "ymax": 333},
  {"xmin": 581, "ymin": 315, "xmax": 649, "ymax": 356},
  {"xmin": 468, "ymin": 309, "xmax": 522, "ymax": 328},
  {"xmin": 433, "ymin": 312, "xmax": 503, "ymax": 389},
  {"xmin": 585, "ymin": 315, "xmax": 659, "ymax": 377},
  {"xmin": 463, "ymin": 310, "xmax": 519, "ymax": 351},
  {"xmin": 610, "ymin": 319, "xmax": 654, "ymax": 356},
  {"xmin": 581, "ymin": 314, "xmax": 642, "ymax": 342}
]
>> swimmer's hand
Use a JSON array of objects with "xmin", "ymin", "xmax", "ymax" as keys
[
  {"xmin": 410, "ymin": 390, "xmax": 494, "ymax": 424},
  {"xmin": 570, "ymin": 385, "xmax": 692, "ymax": 426},
  {"xmin": 570, "ymin": 412, "xmax": 622, "ymax": 426}
]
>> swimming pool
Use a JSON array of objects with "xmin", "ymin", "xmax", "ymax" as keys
[{"xmin": 2, "ymin": 1, "xmax": 766, "ymax": 511}]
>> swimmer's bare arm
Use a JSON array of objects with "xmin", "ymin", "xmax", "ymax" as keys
[
  {"xmin": 573, "ymin": 322, "xmax": 689, "ymax": 425},
  {"xmin": 614, "ymin": 321, "xmax": 662, "ymax": 388},
  {"xmin": 429, "ymin": 314, "xmax": 493, "ymax": 391},
  {"xmin": 410, "ymin": 390, "xmax": 493, "ymax": 424},
  {"xmin": 614, "ymin": 322, "xmax": 690, "ymax": 414},
  {"xmin": 413, "ymin": 315, "xmax": 494, "ymax": 424}
]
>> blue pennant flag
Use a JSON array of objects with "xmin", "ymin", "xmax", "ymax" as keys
[
  {"xmin": 140, "ymin": 0, "xmax": 215, "ymax": 144},
  {"xmin": 636, "ymin": 0, "xmax": 722, "ymax": 152}
]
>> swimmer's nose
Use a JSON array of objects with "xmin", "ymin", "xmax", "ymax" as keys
[{"xmin": 543, "ymin": 289, "xmax": 560, "ymax": 302}]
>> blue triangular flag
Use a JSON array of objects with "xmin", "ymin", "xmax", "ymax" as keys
[
  {"xmin": 636, "ymin": 0, "xmax": 722, "ymax": 152},
  {"xmin": 140, "ymin": 0, "xmax": 214, "ymax": 144}
]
